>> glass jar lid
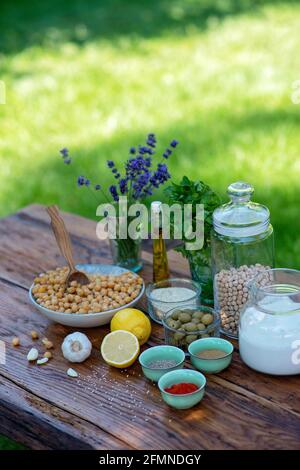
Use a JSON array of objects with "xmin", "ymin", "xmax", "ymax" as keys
[{"xmin": 213, "ymin": 182, "xmax": 270, "ymax": 237}]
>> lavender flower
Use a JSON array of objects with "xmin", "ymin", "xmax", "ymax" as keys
[
  {"xmin": 64, "ymin": 157, "xmax": 72, "ymax": 164},
  {"xmin": 60, "ymin": 147, "xmax": 69, "ymax": 157},
  {"xmin": 107, "ymin": 160, "xmax": 114, "ymax": 168},
  {"xmin": 77, "ymin": 175, "xmax": 85, "ymax": 186},
  {"xmin": 94, "ymin": 184, "xmax": 101, "ymax": 190},
  {"xmin": 130, "ymin": 147, "xmax": 136, "ymax": 154},
  {"xmin": 119, "ymin": 178, "xmax": 128, "ymax": 194},
  {"xmin": 109, "ymin": 185, "xmax": 119, "ymax": 202},
  {"xmin": 147, "ymin": 133, "xmax": 157, "ymax": 148},
  {"xmin": 163, "ymin": 149, "xmax": 172, "ymax": 159},
  {"xmin": 170, "ymin": 139, "xmax": 179, "ymax": 148}
]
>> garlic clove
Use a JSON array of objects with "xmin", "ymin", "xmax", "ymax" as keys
[
  {"xmin": 27, "ymin": 348, "xmax": 39, "ymax": 362},
  {"xmin": 37, "ymin": 357, "xmax": 49, "ymax": 365},
  {"xmin": 67, "ymin": 368, "xmax": 78, "ymax": 378}
]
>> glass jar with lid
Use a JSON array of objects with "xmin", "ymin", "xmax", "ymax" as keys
[
  {"xmin": 211, "ymin": 181, "xmax": 274, "ymax": 338},
  {"xmin": 239, "ymin": 269, "xmax": 300, "ymax": 375}
]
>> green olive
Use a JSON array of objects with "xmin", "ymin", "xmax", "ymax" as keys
[
  {"xmin": 192, "ymin": 310, "xmax": 203, "ymax": 320},
  {"xmin": 173, "ymin": 331, "xmax": 185, "ymax": 341},
  {"xmin": 169, "ymin": 337, "xmax": 177, "ymax": 346},
  {"xmin": 197, "ymin": 323, "xmax": 206, "ymax": 331},
  {"xmin": 167, "ymin": 319, "xmax": 181, "ymax": 329},
  {"xmin": 178, "ymin": 312, "xmax": 192, "ymax": 323},
  {"xmin": 171, "ymin": 311, "xmax": 180, "ymax": 320},
  {"xmin": 185, "ymin": 334, "xmax": 198, "ymax": 344},
  {"xmin": 183, "ymin": 322, "xmax": 198, "ymax": 332},
  {"xmin": 201, "ymin": 333, "xmax": 210, "ymax": 338},
  {"xmin": 202, "ymin": 313, "xmax": 214, "ymax": 325}
]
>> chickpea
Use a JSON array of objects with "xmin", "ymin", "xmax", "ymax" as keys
[
  {"xmin": 12, "ymin": 337, "xmax": 20, "ymax": 347},
  {"xmin": 38, "ymin": 286, "xmax": 47, "ymax": 293}
]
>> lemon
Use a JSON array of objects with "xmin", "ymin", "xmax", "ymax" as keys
[
  {"xmin": 101, "ymin": 330, "xmax": 140, "ymax": 368},
  {"xmin": 111, "ymin": 308, "xmax": 151, "ymax": 345}
]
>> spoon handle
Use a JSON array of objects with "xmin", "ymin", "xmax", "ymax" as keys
[{"xmin": 47, "ymin": 205, "xmax": 76, "ymax": 272}]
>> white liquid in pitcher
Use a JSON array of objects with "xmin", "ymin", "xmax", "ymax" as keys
[{"xmin": 239, "ymin": 296, "xmax": 300, "ymax": 375}]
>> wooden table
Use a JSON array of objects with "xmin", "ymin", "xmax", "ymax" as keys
[{"xmin": 0, "ymin": 204, "xmax": 299, "ymax": 450}]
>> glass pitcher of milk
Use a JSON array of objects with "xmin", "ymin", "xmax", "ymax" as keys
[{"xmin": 239, "ymin": 268, "xmax": 300, "ymax": 375}]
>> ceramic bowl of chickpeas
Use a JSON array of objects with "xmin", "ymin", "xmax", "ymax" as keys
[{"xmin": 29, "ymin": 264, "xmax": 145, "ymax": 327}]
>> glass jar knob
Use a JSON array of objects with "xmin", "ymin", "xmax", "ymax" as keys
[{"xmin": 227, "ymin": 181, "xmax": 254, "ymax": 203}]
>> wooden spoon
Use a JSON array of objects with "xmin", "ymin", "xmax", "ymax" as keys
[{"xmin": 47, "ymin": 205, "xmax": 90, "ymax": 287}]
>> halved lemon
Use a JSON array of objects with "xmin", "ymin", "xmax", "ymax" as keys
[{"xmin": 101, "ymin": 330, "xmax": 140, "ymax": 368}]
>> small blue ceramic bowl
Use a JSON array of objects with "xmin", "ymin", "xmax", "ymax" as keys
[
  {"xmin": 158, "ymin": 369, "xmax": 206, "ymax": 410},
  {"xmin": 188, "ymin": 337, "xmax": 233, "ymax": 374},
  {"xmin": 139, "ymin": 345, "xmax": 185, "ymax": 382}
]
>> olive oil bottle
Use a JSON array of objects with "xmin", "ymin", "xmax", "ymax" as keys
[{"xmin": 151, "ymin": 201, "xmax": 169, "ymax": 282}]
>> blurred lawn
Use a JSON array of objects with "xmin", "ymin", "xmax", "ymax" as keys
[{"xmin": 1, "ymin": 0, "xmax": 300, "ymax": 449}]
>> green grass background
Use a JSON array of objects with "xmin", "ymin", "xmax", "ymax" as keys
[{"xmin": 1, "ymin": 0, "xmax": 300, "ymax": 449}]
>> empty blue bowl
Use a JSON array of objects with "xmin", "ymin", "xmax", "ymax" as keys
[
  {"xmin": 158, "ymin": 369, "xmax": 206, "ymax": 409},
  {"xmin": 188, "ymin": 337, "xmax": 233, "ymax": 374},
  {"xmin": 139, "ymin": 345, "xmax": 185, "ymax": 382}
]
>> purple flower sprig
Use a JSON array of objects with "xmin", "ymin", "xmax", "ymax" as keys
[
  {"xmin": 59, "ymin": 134, "xmax": 179, "ymax": 204},
  {"xmin": 106, "ymin": 133, "xmax": 179, "ymax": 202},
  {"xmin": 60, "ymin": 147, "xmax": 72, "ymax": 165}
]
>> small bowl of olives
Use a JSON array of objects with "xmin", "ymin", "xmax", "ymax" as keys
[{"xmin": 162, "ymin": 305, "xmax": 220, "ymax": 354}]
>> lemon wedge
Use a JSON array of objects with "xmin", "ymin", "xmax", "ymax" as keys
[{"xmin": 101, "ymin": 330, "xmax": 140, "ymax": 368}]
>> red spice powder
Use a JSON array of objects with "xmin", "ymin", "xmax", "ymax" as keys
[{"xmin": 164, "ymin": 382, "xmax": 198, "ymax": 395}]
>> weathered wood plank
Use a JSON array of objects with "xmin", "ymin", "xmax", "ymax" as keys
[
  {"xmin": 0, "ymin": 280, "xmax": 299, "ymax": 449},
  {"xmin": 0, "ymin": 375, "xmax": 130, "ymax": 450}
]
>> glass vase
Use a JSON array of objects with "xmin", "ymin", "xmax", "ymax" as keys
[
  {"xmin": 109, "ymin": 237, "xmax": 142, "ymax": 273},
  {"xmin": 186, "ymin": 246, "xmax": 214, "ymax": 306}
]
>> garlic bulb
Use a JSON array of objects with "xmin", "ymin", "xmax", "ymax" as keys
[{"xmin": 62, "ymin": 332, "xmax": 92, "ymax": 363}]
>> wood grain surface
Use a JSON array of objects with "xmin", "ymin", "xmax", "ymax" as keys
[{"xmin": 0, "ymin": 204, "xmax": 299, "ymax": 450}]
